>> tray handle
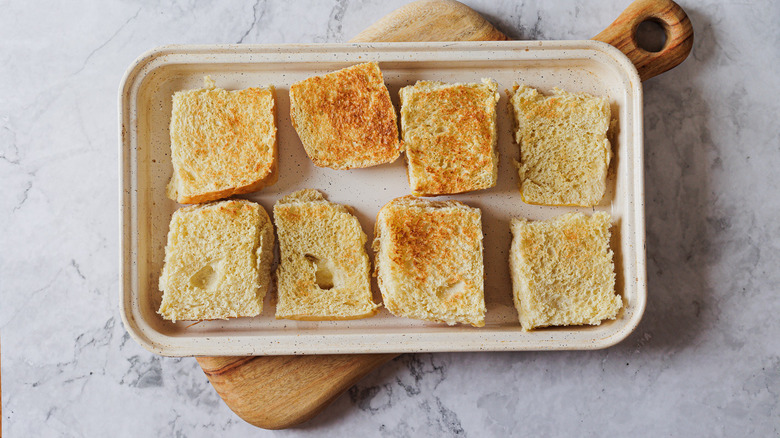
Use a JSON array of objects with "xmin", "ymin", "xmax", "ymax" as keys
[{"xmin": 593, "ymin": 0, "xmax": 693, "ymax": 81}]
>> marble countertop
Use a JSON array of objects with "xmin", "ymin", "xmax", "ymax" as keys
[{"xmin": 2, "ymin": 0, "xmax": 778, "ymax": 435}]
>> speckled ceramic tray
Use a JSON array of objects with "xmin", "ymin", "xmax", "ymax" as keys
[{"xmin": 119, "ymin": 41, "xmax": 646, "ymax": 356}]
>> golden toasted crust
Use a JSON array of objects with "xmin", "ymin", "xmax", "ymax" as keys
[
  {"xmin": 374, "ymin": 196, "xmax": 485, "ymax": 327},
  {"xmin": 400, "ymin": 79, "xmax": 499, "ymax": 196},
  {"xmin": 274, "ymin": 189, "xmax": 379, "ymax": 320},
  {"xmin": 168, "ymin": 81, "xmax": 277, "ymax": 204},
  {"xmin": 508, "ymin": 84, "xmax": 611, "ymax": 207},
  {"xmin": 509, "ymin": 212, "xmax": 621, "ymax": 330},
  {"xmin": 158, "ymin": 200, "xmax": 274, "ymax": 322},
  {"xmin": 289, "ymin": 62, "xmax": 401, "ymax": 169}
]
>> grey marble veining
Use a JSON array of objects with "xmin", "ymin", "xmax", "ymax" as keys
[{"xmin": 1, "ymin": 0, "xmax": 779, "ymax": 436}]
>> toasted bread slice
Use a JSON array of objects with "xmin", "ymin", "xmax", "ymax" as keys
[
  {"xmin": 273, "ymin": 189, "xmax": 379, "ymax": 320},
  {"xmin": 168, "ymin": 77, "xmax": 277, "ymax": 204},
  {"xmin": 374, "ymin": 196, "xmax": 485, "ymax": 327},
  {"xmin": 509, "ymin": 212, "xmax": 621, "ymax": 330},
  {"xmin": 399, "ymin": 79, "xmax": 499, "ymax": 196},
  {"xmin": 508, "ymin": 84, "xmax": 611, "ymax": 206},
  {"xmin": 289, "ymin": 62, "xmax": 401, "ymax": 169},
  {"xmin": 158, "ymin": 200, "xmax": 274, "ymax": 322}
]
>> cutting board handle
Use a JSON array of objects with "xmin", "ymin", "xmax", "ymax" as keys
[
  {"xmin": 197, "ymin": 354, "xmax": 396, "ymax": 430},
  {"xmin": 593, "ymin": 0, "xmax": 693, "ymax": 81}
]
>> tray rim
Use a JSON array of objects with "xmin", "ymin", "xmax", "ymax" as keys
[{"xmin": 119, "ymin": 40, "xmax": 646, "ymax": 356}]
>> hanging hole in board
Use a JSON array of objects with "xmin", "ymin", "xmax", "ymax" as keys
[{"xmin": 635, "ymin": 19, "xmax": 668, "ymax": 52}]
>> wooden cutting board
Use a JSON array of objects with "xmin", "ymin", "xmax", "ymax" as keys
[{"xmin": 197, "ymin": 0, "xmax": 692, "ymax": 430}]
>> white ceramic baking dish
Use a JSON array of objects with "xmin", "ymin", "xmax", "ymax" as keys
[{"xmin": 119, "ymin": 41, "xmax": 645, "ymax": 356}]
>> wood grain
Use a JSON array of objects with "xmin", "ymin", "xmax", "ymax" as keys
[
  {"xmin": 197, "ymin": 354, "xmax": 397, "ymax": 430},
  {"xmin": 593, "ymin": 0, "xmax": 693, "ymax": 81},
  {"xmin": 350, "ymin": 0, "xmax": 507, "ymax": 43},
  {"xmin": 197, "ymin": 0, "xmax": 692, "ymax": 430}
]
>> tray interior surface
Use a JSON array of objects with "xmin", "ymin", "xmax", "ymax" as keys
[{"xmin": 121, "ymin": 42, "xmax": 644, "ymax": 355}]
